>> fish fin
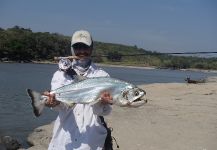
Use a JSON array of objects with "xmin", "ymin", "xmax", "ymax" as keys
[
  {"xmin": 26, "ymin": 89, "xmax": 46, "ymax": 117},
  {"xmin": 73, "ymin": 75, "xmax": 88, "ymax": 82}
]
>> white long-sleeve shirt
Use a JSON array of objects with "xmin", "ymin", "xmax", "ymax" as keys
[{"xmin": 48, "ymin": 63, "xmax": 112, "ymax": 150}]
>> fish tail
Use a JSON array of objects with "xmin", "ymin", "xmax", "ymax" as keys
[{"xmin": 26, "ymin": 89, "xmax": 45, "ymax": 117}]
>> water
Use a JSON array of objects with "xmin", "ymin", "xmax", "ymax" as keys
[
  {"xmin": 0, "ymin": 63, "xmax": 216, "ymax": 147},
  {"xmin": 102, "ymin": 66, "xmax": 215, "ymax": 84}
]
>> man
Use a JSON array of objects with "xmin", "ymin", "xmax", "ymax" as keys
[{"xmin": 44, "ymin": 30, "xmax": 113, "ymax": 150}]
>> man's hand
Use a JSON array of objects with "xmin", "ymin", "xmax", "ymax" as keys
[
  {"xmin": 42, "ymin": 91, "xmax": 60, "ymax": 107},
  {"xmin": 100, "ymin": 91, "xmax": 113, "ymax": 105}
]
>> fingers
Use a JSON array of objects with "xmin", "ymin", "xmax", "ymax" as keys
[
  {"xmin": 103, "ymin": 91, "xmax": 110, "ymax": 97},
  {"xmin": 100, "ymin": 91, "xmax": 113, "ymax": 105},
  {"xmin": 42, "ymin": 92, "xmax": 60, "ymax": 107},
  {"xmin": 42, "ymin": 91, "xmax": 50, "ymax": 96}
]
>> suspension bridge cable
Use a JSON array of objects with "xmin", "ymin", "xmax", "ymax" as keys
[{"xmin": 92, "ymin": 51, "xmax": 217, "ymax": 57}]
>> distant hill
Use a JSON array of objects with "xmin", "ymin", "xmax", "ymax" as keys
[{"xmin": 0, "ymin": 26, "xmax": 217, "ymax": 70}]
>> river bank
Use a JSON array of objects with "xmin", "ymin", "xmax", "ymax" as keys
[
  {"xmin": 22, "ymin": 76, "xmax": 217, "ymax": 150},
  {"xmin": 1, "ymin": 60, "xmax": 217, "ymax": 74}
]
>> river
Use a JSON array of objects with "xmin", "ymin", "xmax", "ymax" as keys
[{"xmin": 0, "ymin": 63, "xmax": 216, "ymax": 147}]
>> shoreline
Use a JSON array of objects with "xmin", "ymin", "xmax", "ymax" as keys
[
  {"xmin": 2, "ymin": 63, "xmax": 216, "ymax": 149},
  {"xmin": 95, "ymin": 63, "xmax": 156, "ymax": 70},
  {"xmin": 1, "ymin": 61, "xmax": 217, "ymax": 73},
  {"xmin": 23, "ymin": 76, "xmax": 217, "ymax": 150}
]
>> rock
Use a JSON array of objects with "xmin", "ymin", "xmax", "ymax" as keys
[
  {"xmin": 26, "ymin": 123, "xmax": 54, "ymax": 150},
  {"xmin": 0, "ymin": 136, "xmax": 21, "ymax": 150},
  {"xmin": 24, "ymin": 145, "xmax": 46, "ymax": 150},
  {"xmin": 0, "ymin": 144, "xmax": 6, "ymax": 150}
]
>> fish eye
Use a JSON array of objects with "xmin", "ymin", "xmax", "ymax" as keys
[{"xmin": 134, "ymin": 91, "xmax": 139, "ymax": 96}]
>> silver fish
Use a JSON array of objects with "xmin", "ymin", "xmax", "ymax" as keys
[{"xmin": 27, "ymin": 76, "xmax": 147, "ymax": 117}]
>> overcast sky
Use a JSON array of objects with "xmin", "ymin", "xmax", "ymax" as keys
[{"xmin": 0, "ymin": 0, "xmax": 216, "ymax": 53}]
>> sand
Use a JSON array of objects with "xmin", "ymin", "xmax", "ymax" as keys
[{"xmin": 25, "ymin": 77, "xmax": 217, "ymax": 150}]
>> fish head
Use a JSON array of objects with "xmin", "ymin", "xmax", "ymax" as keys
[{"xmin": 116, "ymin": 86, "xmax": 147, "ymax": 107}]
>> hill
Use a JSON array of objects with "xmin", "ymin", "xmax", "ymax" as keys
[{"xmin": 0, "ymin": 26, "xmax": 217, "ymax": 70}]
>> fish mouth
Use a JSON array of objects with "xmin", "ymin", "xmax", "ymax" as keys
[
  {"xmin": 131, "ymin": 89, "xmax": 146, "ymax": 103},
  {"xmin": 128, "ymin": 97, "xmax": 148, "ymax": 107},
  {"xmin": 133, "ymin": 97, "xmax": 143, "ymax": 102},
  {"xmin": 132, "ymin": 97, "xmax": 147, "ymax": 103}
]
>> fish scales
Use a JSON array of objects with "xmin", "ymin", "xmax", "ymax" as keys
[{"xmin": 27, "ymin": 76, "xmax": 147, "ymax": 117}]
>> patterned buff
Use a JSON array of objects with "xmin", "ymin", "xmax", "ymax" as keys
[{"xmin": 73, "ymin": 58, "xmax": 92, "ymax": 75}]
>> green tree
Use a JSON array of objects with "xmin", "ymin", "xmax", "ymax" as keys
[{"xmin": 107, "ymin": 51, "xmax": 122, "ymax": 61}]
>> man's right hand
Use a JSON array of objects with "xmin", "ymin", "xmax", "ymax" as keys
[{"xmin": 42, "ymin": 91, "xmax": 60, "ymax": 107}]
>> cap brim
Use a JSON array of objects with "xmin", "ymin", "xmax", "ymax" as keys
[{"xmin": 72, "ymin": 40, "xmax": 91, "ymax": 46}]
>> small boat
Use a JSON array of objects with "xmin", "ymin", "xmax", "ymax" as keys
[{"xmin": 185, "ymin": 77, "xmax": 206, "ymax": 84}]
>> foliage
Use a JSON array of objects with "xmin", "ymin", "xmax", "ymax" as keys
[
  {"xmin": 0, "ymin": 26, "xmax": 70, "ymax": 62},
  {"xmin": 107, "ymin": 51, "xmax": 122, "ymax": 61},
  {"xmin": 0, "ymin": 26, "xmax": 217, "ymax": 70}
]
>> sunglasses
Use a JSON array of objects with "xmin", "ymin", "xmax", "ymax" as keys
[{"xmin": 72, "ymin": 43, "xmax": 91, "ymax": 50}]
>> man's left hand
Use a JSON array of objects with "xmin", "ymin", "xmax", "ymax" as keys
[{"xmin": 100, "ymin": 91, "xmax": 113, "ymax": 105}]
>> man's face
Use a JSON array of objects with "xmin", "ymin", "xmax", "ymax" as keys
[{"xmin": 72, "ymin": 43, "xmax": 92, "ymax": 58}]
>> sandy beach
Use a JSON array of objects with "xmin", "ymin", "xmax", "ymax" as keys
[{"xmin": 25, "ymin": 77, "xmax": 217, "ymax": 150}]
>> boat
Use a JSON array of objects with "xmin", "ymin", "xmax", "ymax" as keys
[{"xmin": 185, "ymin": 77, "xmax": 206, "ymax": 84}]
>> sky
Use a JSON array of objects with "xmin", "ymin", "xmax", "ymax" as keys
[{"xmin": 0, "ymin": 0, "xmax": 217, "ymax": 53}]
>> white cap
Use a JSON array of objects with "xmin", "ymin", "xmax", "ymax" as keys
[
  {"xmin": 71, "ymin": 30, "xmax": 93, "ymax": 55},
  {"xmin": 71, "ymin": 30, "xmax": 92, "ymax": 46}
]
